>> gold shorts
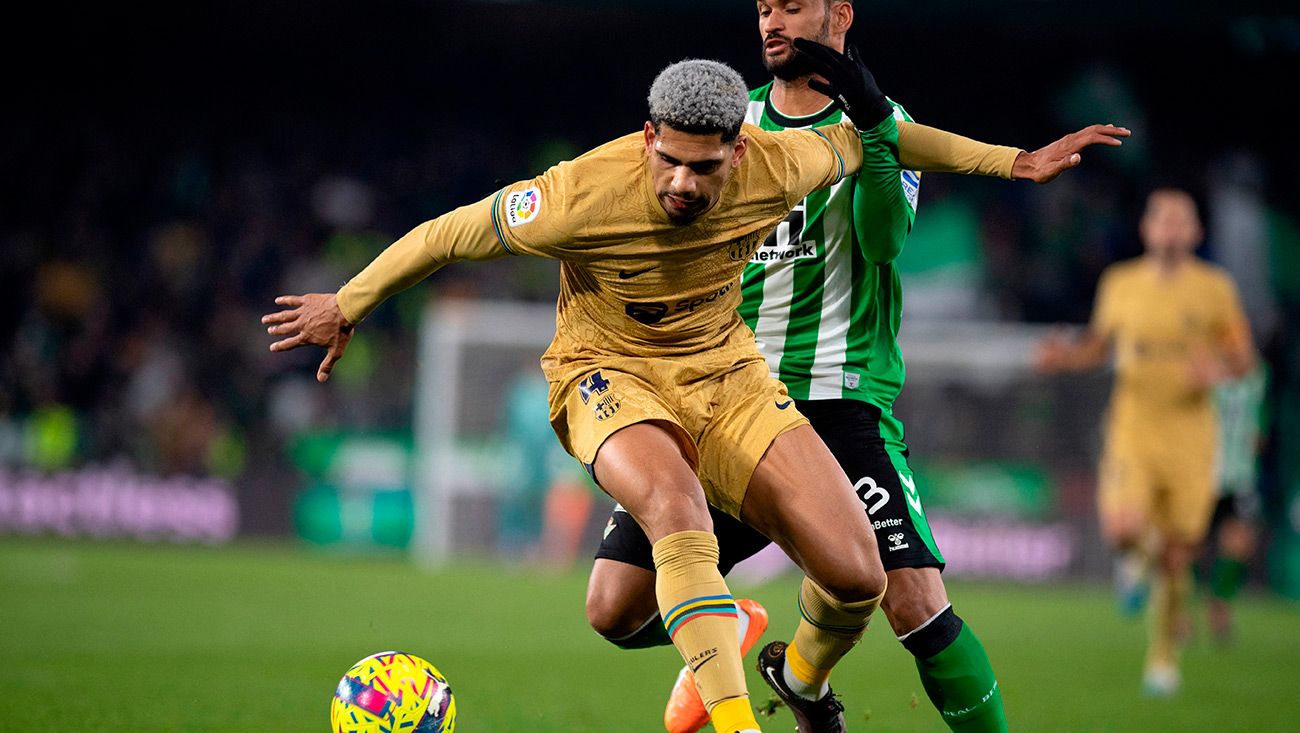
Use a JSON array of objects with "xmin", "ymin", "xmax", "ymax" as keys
[
  {"xmin": 1098, "ymin": 416, "xmax": 1216, "ymax": 543},
  {"xmin": 546, "ymin": 347, "xmax": 806, "ymax": 517}
]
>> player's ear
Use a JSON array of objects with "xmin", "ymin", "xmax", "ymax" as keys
[
  {"xmin": 644, "ymin": 121, "xmax": 657, "ymax": 153},
  {"xmin": 832, "ymin": 0, "xmax": 853, "ymax": 35},
  {"xmin": 731, "ymin": 134, "xmax": 749, "ymax": 166}
]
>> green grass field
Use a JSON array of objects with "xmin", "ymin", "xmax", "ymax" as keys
[{"xmin": 2, "ymin": 537, "xmax": 1298, "ymax": 732}]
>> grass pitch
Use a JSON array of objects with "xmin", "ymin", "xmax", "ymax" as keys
[{"xmin": 2, "ymin": 537, "xmax": 1297, "ymax": 732}]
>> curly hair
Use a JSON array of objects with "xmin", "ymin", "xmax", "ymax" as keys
[{"xmin": 647, "ymin": 59, "xmax": 748, "ymax": 142}]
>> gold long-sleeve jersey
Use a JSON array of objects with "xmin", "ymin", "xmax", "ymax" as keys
[
  {"xmin": 334, "ymin": 120, "xmax": 1017, "ymax": 367},
  {"xmin": 1092, "ymin": 258, "xmax": 1251, "ymax": 420},
  {"xmin": 338, "ymin": 121, "xmax": 865, "ymax": 366}
]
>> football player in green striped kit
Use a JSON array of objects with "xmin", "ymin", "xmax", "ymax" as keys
[{"xmin": 585, "ymin": 2, "xmax": 1129, "ymax": 731}]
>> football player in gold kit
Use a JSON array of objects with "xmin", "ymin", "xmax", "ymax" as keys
[
  {"xmin": 267, "ymin": 53, "xmax": 921, "ymax": 733},
  {"xmin": 1035, "ymin": 188, "xmax": 1256, "ymax": 696}
]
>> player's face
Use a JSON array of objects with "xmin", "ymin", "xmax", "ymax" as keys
[
  {"xmin": 756, "ymin": 0, "xmax": 849, "ymax": 80},
  {"xmin": 644, "ymin": 123, "xmax": 749, "ymax": 224},
  {"xmin": 1140, "ymin": 190, "xmax": 1203, "ymax": 260}
]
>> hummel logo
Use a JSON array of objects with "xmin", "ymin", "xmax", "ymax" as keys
[
  {"xmin": 618, "ymin": 266, "xmax": 656, "ymax": 279},
  {"xmin": 775, "ymin": 400, "xmax": 793, "ymax": 410}
]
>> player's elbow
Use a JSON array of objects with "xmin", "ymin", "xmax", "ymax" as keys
[
  {"xmin": 862, "ymin": 238, "xmax": 905, "ymax": 265},
  {"xmin": 853, "ymin": 203, "xmax": 909, "ymax": 265}
]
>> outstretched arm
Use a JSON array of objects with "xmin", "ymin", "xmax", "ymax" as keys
[
  {"xmin": 262, "ymin": 194, "xmax": 508, "ymax": 382},
  {"xmin": 1033, "ymin": 327, "xmax": 1111, "ymax": 374},
  {"xmin": 1010, "ymin": 124, "xmax": 1131, "ymax": 183},
  {"xmin": 896, "ymin": 122, "xmax": 1130, "ymax": 181}
]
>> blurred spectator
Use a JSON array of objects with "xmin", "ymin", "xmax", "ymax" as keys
[{"xmin": 2, "ymin": 2, "xmax": 1294, "ymax": 540}]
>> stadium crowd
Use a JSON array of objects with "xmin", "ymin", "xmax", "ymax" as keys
[{"xmin": 2, "ymin": 4, "xmax": 1296, "ymax": 535}]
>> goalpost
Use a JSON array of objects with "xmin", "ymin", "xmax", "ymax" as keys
[
  {"xmin": 412, "ymin": 298, "xmax": 1110, "ymax": 579},
  {"xmin": 412, "ymin": 299, "xmax": 558, "ymax": 565}
]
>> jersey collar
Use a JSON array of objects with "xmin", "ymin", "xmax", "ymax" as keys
[{"xmin": 764, "ymin": 92, "xmax": 839, "ymax": 129}]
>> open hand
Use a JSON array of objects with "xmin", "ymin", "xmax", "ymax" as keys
[
  {"xmin": 1033, "ymin": 328, "xmax": 1078, "ymax": 374},
  {"xmin": 1187, "ymin": 347, "xmax": 1228, "ymax": 389},
  {"xmin": 261, "ymin": 293, "xmax": 354, "ymax": 383},
  {"xmin": 1013, "ymin": 124, "xmax": 1131, "ymax": 183}
]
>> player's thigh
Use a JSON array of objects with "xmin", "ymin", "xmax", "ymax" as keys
[
  {"xmin": 1097, "ymin": 444, "xmax": 1154, "ymax": 545},
  {"xmin": 692, "ymin": 363, "xmax": 806, "ymax": 518},
  {"xmin": 592, "ymin": 421, "xmax": 711, "ymax": 543},
  {"xmin": 1156, "ymin": 448, "xmax": 1216, "ymax": 545},
  {"xmin": 552, "ymin": 364, "xmax": 697, "ymax": 488},
  {"xmin": 803, "ymin": 400, "xmax": 946, "ymax": 573},
  {"xmin": 740, "ymin": 423, "xmax": 885, "ymax": 601},
  {"xmin": 554, "ymin": 365, "xmax": 710, "ymax": 541}
]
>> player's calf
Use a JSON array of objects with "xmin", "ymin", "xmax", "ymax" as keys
[
  {"xmin": 665, "ymin": 599, "xmax": 769, "ymax": 733},
  {"xmin": 653, "ymin": 531, "xmax": 761, "ymax": 733},
  {"xmin": 898, "ymin": 605, "xmax": 1007, "ymax": 732}
]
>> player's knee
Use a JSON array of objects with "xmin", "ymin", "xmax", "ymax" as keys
[
  {"xmin": 1220, "ymin": 522, "xmax": 1255, "ymax": 557},
  {"xmin": 1102, "ymin": 517, "xmax": 1143, "ymax": 550},
  {"xmin": 637, "ymin": 489, "xmax": 713, "ymax": 540},
  {"xmin": 1159, "ymin": 542, "xmax": 1195, "ymax": 573},
  {"xmin": 816, "ymin": 552, "xmax": 887, "ymax": 604},
  {"xmin": 584, "ymin": 583, "xmax": 642, "ymax": 640}
]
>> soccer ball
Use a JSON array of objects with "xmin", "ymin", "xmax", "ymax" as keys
[{"xmin": 331, "ymin": 651, "xmax": 456, "ymax": 733}]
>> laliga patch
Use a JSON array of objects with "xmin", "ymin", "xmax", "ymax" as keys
[
  {"xmin": 505, "ymin": 187, "xmax": 541, "ymax": 228},
  {"xmin": 901, "ymin": 170, "xmax": 921, "ymax": 211}
]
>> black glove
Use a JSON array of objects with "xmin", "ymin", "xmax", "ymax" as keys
[{"xmin": 792, "ymin": 38, "xmax": 893, "ymax": 130}]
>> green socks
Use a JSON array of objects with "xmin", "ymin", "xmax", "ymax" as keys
[
  {"xmin": 1210, "ymin": 557, "xmax": 1249, "ymax": 600},
  {"xmin": 901, "ymin": 606, "xmax": 1008, "ymax": 733}
]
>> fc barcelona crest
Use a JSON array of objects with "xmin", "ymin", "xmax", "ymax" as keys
[
  {"xmin": 727, "ymin": 229, "xmax": 765, "ymax": 261},
  {"xmin": 579, "ymin": 371, "xmax": 620, "ymax": 421}
]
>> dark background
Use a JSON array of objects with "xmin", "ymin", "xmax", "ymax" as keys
[{"xmin": 2, "ymin": 1, "xmax": 1297, "ymax": 539}]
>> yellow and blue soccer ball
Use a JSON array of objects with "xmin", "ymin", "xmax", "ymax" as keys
[{"xmin": 331, "ymin": 651, "xmax": 456, "ymax": 733}]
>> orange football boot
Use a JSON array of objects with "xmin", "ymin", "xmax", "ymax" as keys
[{"xmin": 663, "ymin": 599, "xmax": 769, "ymax": 733}]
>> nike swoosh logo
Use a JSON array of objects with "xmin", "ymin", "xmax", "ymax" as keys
[
  {"xmin": 618, "ymin": 266, "xmax": 656, "ymax": 279},
  {"xmin": 690, "ymin": 655, "xmax": 715, "ymax": 674},
  {"xmin": 775, "ymin": 400, "xmax": 793, "ymax": 410},
  {"xmin": 762, "ymin": 666, "xmax": 786, "ymax": 696}
]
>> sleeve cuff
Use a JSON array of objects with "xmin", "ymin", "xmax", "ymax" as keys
[{"xmin": 334, "ymin": 287, "xmax": 366, "ymax": 326}]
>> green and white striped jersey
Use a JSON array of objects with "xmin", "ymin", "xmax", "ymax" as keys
[
  {"xmin": 1214, "ymin": 364, "xmax": 1267, "ymax": 496},
  {"xmin": 739, "ymin": 82, "xmax": 919, "ymax": 408}
]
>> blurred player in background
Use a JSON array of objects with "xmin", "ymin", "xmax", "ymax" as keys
[
  {"xmin": 497, "ymin": 369, "xmax": 598, "ymax": 567},
  {"xmin": 584, "ymin": 2, "xmax": 1128, "ymax": 732},
  {"xmin": 1035, "ymin": 187, "xmax": 1257, "ymax": 696},
  {"xmin": 265, "ymin": 55, "xmax": 919, "ymax": 733},
  {"xmin": 1204, "ymin": 362, "xmax": 1268, "ymax": 642}
]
